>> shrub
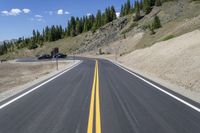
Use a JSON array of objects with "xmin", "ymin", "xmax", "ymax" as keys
[
  {"xmin": 153, "ymin": 16, "xmax": 161, "ymax": 29},
  {"xmin": 28, "ymin": 43, "xmax": 38, "ymax": 50},
  {"xmin": 162, "ymin": 35, "xmax": 175, "ymax": 41}
]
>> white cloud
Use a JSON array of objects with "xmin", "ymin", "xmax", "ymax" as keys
[
  {"xmin": 1, "ymin": 8, "xmax": 22, "ymax": 16},
  {"xmin": 35, "ymin": 15, "xmax": 43, "ymax": 18},
  {"xmin": 1, "ymin": 10, "xmax": 9, "ymax": 16},
  {"xmin": 65, "ymin": 11, "xmax": 70, "ymax": 15},
  {"xmin": 34, "ymin": 15, "xmax": 45, "ymax": 22},
  {"xmin": 1, "ymin": 8, "xmax": 31, "ymax": 16},
  {"xmin": 87, "ymin": 13, "xmax": 92, "ymax": 16},
  {"xmin": 10, "ymin": 8, "xmax": 22, "ymax": 16},
  {"xmin": 23, "ymin": 8, "xmax": 31, "ymax": 14},
  {"xmin": 116, "ymin": 12, "xmax": 120, "ymax": 18},
  {"xmin": 57, "ymin": 9, "xmax": 63, "ymax": 15}
]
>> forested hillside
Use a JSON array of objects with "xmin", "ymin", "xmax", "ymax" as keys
[{"xmin": 0, "ymin": 0, "xmax": 169, "ymax": 57}]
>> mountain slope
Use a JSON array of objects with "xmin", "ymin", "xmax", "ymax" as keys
[{"xmin": 1, "ymin": 0, "xmax": 200, "ymax": 59}]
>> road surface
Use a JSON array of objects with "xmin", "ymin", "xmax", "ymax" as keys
[{"xmin": 0, "ymin": 58, "xmax": 200, "ymax": 133}]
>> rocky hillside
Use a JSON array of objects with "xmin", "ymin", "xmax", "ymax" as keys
[
  {"xmin": 78, "ymin": 0, "xmax": 200, "ymax": 55},
  {"xmin": 1, "ymin": 0, "xmax": 200, "ymax": 59}
]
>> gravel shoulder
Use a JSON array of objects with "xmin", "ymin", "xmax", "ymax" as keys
[
  {"xmin": 0, "ymin": 60, "xmax": 80, "ymax": 103},
  {"xmin": 119, "ymin": 30, "xmax": 200, "ymax": 103}
]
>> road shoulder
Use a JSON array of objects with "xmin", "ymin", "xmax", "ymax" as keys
[
  {"xmin": 0, "ymin": 60, "xmax": 81, "ymax": 103},
  {"xmin": 112, "ymin": 59, "xmax": 200, "ymax": 104}
]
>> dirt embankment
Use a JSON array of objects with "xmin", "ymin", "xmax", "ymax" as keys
[
  {"xmin": 0, "ymin": 61, "xmax": 70, "ymax": 93},
  {"xmin": 119, "ymin": 30, "xmax": 200, "ymax": 102}
]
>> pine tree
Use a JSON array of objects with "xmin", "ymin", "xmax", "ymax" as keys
[
  {"xmin": 149, "ymin": 24, "xmax": 155, "ymax": 35},
  {"xmin": 126, "ymin": 0, "xmax": 131, "ymax": 15},
  {"xmin": 66, "ymin": 21, "xmax": 71, "ymax": 36},
  {"xmin": 140, "ymin": 0, "xmax": 143, "ymax": 10},
  {"xmin": 88, "ymin": 15, "xmax": 95, "ymax": 30},
  {"xmin": 83, "ymin": 16, "xmax": 90, "ymax": 32},
  {"xmin": 32, "ymin": 30, "xmax": 36, "ymax": 43},
  {"xmin": 70, "ymin": 16, "xmax": 76, "ymax": 36},
  {"xmin": 75, "ymin": 17, "xmax": 81, "ymax": 35},
  {"xmin": 143, "ymin": 0, "xmax": 151, "ymax": 14},
  {"xmin": 153, "ymin": 15, "xmax": 161, "ymax": 29},
  {"xmin": 95, "ymin": 10, "xmax": 102, "ymax": 29},
  {"xmin": 44, "ymin": 26, "xmax": 50, "ymax": 41},
  {"xmin": 155, "ymin": 0, "xmax": 161, "ymax": 6},
  {"xmin": 110, "ymin": 6, "xmax": 117, "ymax": 21},
  {"xmin": 120, "ymin": 5, "xmax": 124, "ymax": 17},
  {"xmin": 36, "ymin": 30, "xmax": 40, "ymax": 43},
  {"xmin": 150, "ymin": 0, "xmax": 155, "ymax": 6},
  {"xmin": 134, "ymin": 0, "xmax": 141, "ymax": 21},
  {"xmin": 104, "ymin": 8, "xmax": 110, "ymax": 23}
]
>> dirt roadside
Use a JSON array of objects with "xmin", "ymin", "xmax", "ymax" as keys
[
  {"xmin": 118, "ymin": 30, "xmax": 200, "ymax": 103},
  {"xmin": 0, "ymin": 60, "xmax": 80, "ymax": 103}
]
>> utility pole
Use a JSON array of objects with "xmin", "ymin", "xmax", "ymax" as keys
[
  {"xmin": 73, "ymin": 53, "xmax": 75, "ymax": 63},
  {"xmin": 115, "ymin": 47, "xmax": 117, "ymax": 61},
  {"xmin": 56, "ymin": 56, "xmax": 58, "ymax": 70}
]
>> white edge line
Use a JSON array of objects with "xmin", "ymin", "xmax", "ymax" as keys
[
  {"xmin": 110, "ymin": 60, "xmax": 200, "ymax": 113},
  {"xmin": 0, "ymin": 61, "xmax": 83, "ymax": 110}
]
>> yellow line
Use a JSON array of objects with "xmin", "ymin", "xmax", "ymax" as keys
[
  {"xmin": 87, "ymin": 61, "xmax": 97, "ymax": 133},
  {"xmin": 95, "ymin": 60, "xmax": 102, "ymax": 133},
  {"xmin": 87, "ymin": 60, "xmax": 102, "ymax": 133}
]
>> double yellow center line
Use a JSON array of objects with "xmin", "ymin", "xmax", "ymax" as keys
[{"xmin": 87, "ymin": 60, "xmax": 101, "ymax": 133}]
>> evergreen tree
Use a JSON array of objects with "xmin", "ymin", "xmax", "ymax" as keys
[
  {"xmin": 153, "ymin": 15, "xmax": 161, "ymax": 29},
  {"xmin": 83, "ymin": 16, "xmax": 90, "ymax": 32},
  {"xmin": 88, "ymin": 15, "xmax": 95, "ymax": 30},
  {"xmin": 140, "ymin": 0, "xmax": 143, "ymax": 10},
  {"xmin": 32, "ymin": 30, "xmax": 36, "ymax": 43},
  {"xmin": 150, "ymin": 0, "xmax": 155, "ymax": 6},
  {"xmin": 110, "ymin": 6, "xmax": 117, "ymax": 20},
  {"xmin": 104, "ymin": 8, "xmax": 110, "ymax": 23},
  {"xmin": 66, "ymin": 21, "xmax": 71, "ymax": 36},
  {"xmin": 120, "ymin": 5, "xmax": 124, "ymax": 17},
  {"xmin": 76, "ymin": 18, "xmax": 82, "ymax": 35},
  {"xmin": 120, "ymin": 0, "xmax": 132, "ymax": 17},
  {"xmin": 44, "ymin": 26, "xmax": 50, "ymax": 41},
  {"xmin": 155, "ymin": 0, "xmax": 162, "ymax": 6},
  {"xmin": 70, "ymin": 16, "xmax": 76, "ymax": 36},
  {"xmin": 125, "ymin": 0, "xmax": 131, "ymax": 15},
  {"xmin": 93, "ymin": 10, "xmax": 102, "ymax": 30},
  {"xmin": 143, "ymin": 0, "xmax": 151, "ymax": 14},
  {"xmin": 134, "ymin": 0, "xmax": 141, "ymax": 21}
]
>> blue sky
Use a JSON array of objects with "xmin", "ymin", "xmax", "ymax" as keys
[{"xmin": 0, "ymin": 0, "xmax": 135, "ymax": 41}]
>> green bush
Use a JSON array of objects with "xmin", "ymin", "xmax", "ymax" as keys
[
  {"xmin": 162, "ymin": 35, "xmax": 175, "ymax": 41},
  {"xmin": 28, "ymin": 43, "xmax": 38, "ymax": 50},
  {"xmin": 153, "ymin": 16, "xmax": 161, "ymax": 29}
]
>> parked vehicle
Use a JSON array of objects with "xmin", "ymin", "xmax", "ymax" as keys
[
  {"xmin": 37, "ymin": 54, "xmax": 52, "ymax": 60},
  {"xmin": 54, "ymin": 53, "xmax": 67, "ymax": 59}
]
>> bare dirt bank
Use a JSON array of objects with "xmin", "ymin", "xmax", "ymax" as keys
[
  {"xmin": 119, "ymin": 30, "xmax": 200, "ymax": 103},
  {"xmin": 0, "ymin": 60, "xmax": 79, "ymax": 102}
]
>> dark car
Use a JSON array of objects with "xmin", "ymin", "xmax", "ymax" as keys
[
  {"xmin": 37, "ymin": 54, "xmax": 52, "ymax": 60},
  {"xmin": 54, "ymin": 53, "xmax": 67, "ymax": 59}
]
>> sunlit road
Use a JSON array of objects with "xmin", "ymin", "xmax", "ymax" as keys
[{"xmin": 0, "ymin": 58, "xmax": 200, "ymax": 133}]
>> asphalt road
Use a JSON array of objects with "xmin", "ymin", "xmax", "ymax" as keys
[{"xmin": 0, "ymin": 58, "xmax": 200, "ymax": 133}]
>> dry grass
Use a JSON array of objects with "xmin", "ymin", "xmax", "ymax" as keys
[
  {"xmin": 120, "ymin": 30, "xmax": 200, "ymax": 93},
  {"xmin": 0, "ymin": 61, "xmax": 69, "ymax": 93}
]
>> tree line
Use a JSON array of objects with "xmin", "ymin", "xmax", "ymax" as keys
[
  {"xmin": 0, "ymin": 5, "xmax": 117, "ymax": 55},
  {"xmin": 66, "ymin": 6, "xmax": 117, "ymax": 37},
  {"xmin": 120, "ymin": 0, "xmax": 163, "ymax": 18},
  {"xmin": 0, "ymin": 0, "xmax": 167, "ymax": 56}
]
